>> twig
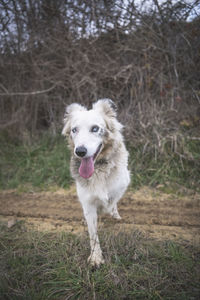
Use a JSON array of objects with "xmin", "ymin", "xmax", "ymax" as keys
[{"xmin": 0, "ymin": 84, "xmax": 57, "ymax": 96}]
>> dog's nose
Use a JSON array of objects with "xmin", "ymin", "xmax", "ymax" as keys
[{"xmin": 75, "ymin": 146, "xmax": 87, "ymax": 158}]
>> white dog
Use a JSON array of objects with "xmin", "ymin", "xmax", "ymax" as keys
[{"xmin": 62, "ymin": 99, "xmax": 130, "ymax": 266}]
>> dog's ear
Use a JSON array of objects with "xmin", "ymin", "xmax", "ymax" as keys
[
  {"xmin": 62, "ymin": 103, "xmax": 86, "ymax": 136},
  {"xmin": 93, "ymin": 99, "xmax": 123, "ymax": 133},
  {"xmin": 92, "ymin": 99, "xmax": 117, "ymax": 118}
]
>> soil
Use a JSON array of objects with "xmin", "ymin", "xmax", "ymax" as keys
[{"xmin": 0, "ymin": 186, "xmax": 200, "ymax": 245}]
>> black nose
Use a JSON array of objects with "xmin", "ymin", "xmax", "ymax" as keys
[{"xmin": 75, "ymin": 146, "xmax": 87, "ymax": 158}]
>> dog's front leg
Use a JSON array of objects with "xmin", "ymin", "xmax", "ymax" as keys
[{"xmin": 82, "ymin": 204, "xmax": 105, "ymax": 267}]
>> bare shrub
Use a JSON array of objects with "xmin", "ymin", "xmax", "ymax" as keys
[{"xmin": 0, "ymin": 0, "xmax": 199, "ymax": 158}]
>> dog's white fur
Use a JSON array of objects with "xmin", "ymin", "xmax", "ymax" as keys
[{"xmin": 62, "ymin": 99, "xmax": 130, "ymax": 266}]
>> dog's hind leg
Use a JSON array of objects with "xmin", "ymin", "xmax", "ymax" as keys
[{"xmin": 82, "ymin": 203, "xmax": 105, "ymax": 267}]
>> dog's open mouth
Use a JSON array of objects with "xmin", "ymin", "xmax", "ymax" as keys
[{"xmin": 79, "ymin": 143, "xmax": 102, "ymax": 179}]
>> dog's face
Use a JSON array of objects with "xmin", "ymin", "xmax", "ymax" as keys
[{"xmin": 62, "ymin": 99, "xmax": 122, "ymax": 179}]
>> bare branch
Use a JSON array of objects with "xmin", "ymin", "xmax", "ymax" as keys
[{"xmin": 0, "ymin": 84, "xmax": 57, "ymax": 96}]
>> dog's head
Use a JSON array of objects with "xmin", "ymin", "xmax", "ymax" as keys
[{"xmin": 62, "ymin": 99, "xmax": 123, "ymax": 179}]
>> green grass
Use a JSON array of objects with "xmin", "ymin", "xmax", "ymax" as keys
[
  {"xmin": 0, "ymin": 134, "xmax": 72, "ymax": 190},
  {"xmin": 0, "ymin": 221, "xmax": 199, "ymax": 300},
  {"xmin": 0, "ymin": 133, "xmax": 199, "ymax": 191},
  {"xmin": 0, "ymin": 134, "xmax": 199, "ymax": 299},
  {"xmin": 129, "ymin": 142, "xmax": 200, "ymax": 191}
]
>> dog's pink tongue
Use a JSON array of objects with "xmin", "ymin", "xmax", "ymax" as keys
[{"xmin": 79, "ymin": 157, "xmax": 94, "ymax": 179}]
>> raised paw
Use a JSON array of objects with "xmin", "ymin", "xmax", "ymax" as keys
[
  {"xmin": 112, "ymin": 212, "xmax": 121, "ymax": 220},
  {"xmin": 110, "ymin": 206, "xmax": 122, "ymax": 220}
]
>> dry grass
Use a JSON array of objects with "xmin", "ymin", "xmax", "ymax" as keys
[{"xmin": 0, "ymin": 220, "xmax": 199, "ymax": 300}]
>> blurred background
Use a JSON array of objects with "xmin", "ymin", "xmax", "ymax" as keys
[{"xmin": 0, "ymin": 0, "xmax": 200, "ymax": 190}]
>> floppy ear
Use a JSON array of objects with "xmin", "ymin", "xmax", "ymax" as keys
[
  {"xmin": 92, "ymin": 98, "xmax": 117, "ymax": 118},
  {"xmin": 62, "ymin": 103, "xmax": 86, "ymax": 136}
]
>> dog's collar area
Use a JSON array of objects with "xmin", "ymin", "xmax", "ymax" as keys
[
  {"xmin": 74, "ymin": 157, "xmax": 108, "ymax": 166},
  {"xmin": 96, "ymin": 158, "xmax": 108, "ymax": 165}
]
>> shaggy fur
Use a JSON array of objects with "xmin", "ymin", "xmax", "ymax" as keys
[{"xmin": 62, "ymin": 99, "xmax": 130, "ymax": 266}]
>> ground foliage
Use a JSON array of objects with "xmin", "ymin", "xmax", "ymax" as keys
[
  {"xmin": 0, "ymin": 134, "xmax": 199, "ymax": 190},
  {"xmin": 0, "ymin": 221, "xmax": 199, "ymax": 300}
]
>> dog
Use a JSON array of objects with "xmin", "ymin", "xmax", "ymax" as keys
[{"xmin": 62, "ymin": 99, "xmax": 130, "ymax": 266}]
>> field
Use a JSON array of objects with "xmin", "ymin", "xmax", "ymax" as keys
[
  {"xmin": 0, "ymin": 185, "xmax": 200, "ymax": 299},
  {"xmin": 0, "ymin": 136, "xmax": 200, "ymax": 299}
]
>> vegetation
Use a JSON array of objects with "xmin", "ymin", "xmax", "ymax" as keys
[
  {"xmin": 0, "ymin": 134, "xmax": 71, "ymax": 190},
  {"xmin": 0, "ymin": 2, "xmax": 199, "ymax": 299},
  {"xmin": 129, "ymin": 139, "xmax": 200, "ymax": 191},
  {"xmin": 0, "ymin": 133, "xmax": 199, "ymax": 191},
  {"xmin": 0, "ymin": 221, "xmax": 199, "ymax": 300},
  {"xmin": 0, "ymin": 0, "xmax": 199, "ymax": 190},
  {"xmin": 0, "ymin": 0, "xmax": 199, "ymax": 156}
]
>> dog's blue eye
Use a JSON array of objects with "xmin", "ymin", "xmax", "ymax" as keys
[
  {"xmin": 91, "ymin": 125, "xmax": 99, "ymax": 133},
  {"xmin": 72, "ymin": 127, "xmax": 77, "ymax": 133}
]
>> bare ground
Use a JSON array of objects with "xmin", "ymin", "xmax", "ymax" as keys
[{"xmin": 0, "ymin": 186, "xmax": 200, "ymax": 245}]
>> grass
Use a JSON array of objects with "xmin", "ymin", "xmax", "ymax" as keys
[
  {"xmin": 0, "ymin": 133, "xmax": 199, "ymax": 299},
  {"xmin": 0, "ymin": 132, "xmax": 200, "ymax": 191},
  {"xmin": 0, "ymin": 134, "xmax": 72, "ymax": 190},
  {"xmin": 129, "ymin": 141, "xmax": 200, "ymax": 191},
  {"xmin": 0, "ymin": 221, "xmax": 199, "ymax": 300}
]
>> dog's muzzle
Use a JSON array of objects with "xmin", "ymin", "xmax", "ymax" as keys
[
  {"xmin": 76, "ymin": 143, "xmax": 102, "ymax": 179},
  {"xmin": 75, "ymin": 146, "xmax": 87, "ymax": 158}
]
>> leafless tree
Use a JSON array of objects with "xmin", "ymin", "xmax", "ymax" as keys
[{"xmin": 0, "ymin": 0, "xmax": 199, "ymax": 157}]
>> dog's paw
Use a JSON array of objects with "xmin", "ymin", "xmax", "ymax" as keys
[
  {"xmin": 88, "ymin": 252, "xmax": 105, "ymax": 267},
  {"xmin": 110, "ymin": 209, "xmax": 122, "ymax": 220},
  {"xmin": 112, "ymin": 212, "xmax": 122, "ymax": 220}
]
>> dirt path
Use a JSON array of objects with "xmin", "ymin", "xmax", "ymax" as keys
[{"xmin": 0, "ymin": 186, "xmax": 199, "ymax": 245}]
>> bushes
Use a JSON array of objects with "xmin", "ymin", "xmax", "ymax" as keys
[
  {"xmin": 0, "ymin": 1, "xmax": 199, "ymax": 185},
  {"xmin": 0, "ymin": 1, "xmax": 199, "ymax": 147}
]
